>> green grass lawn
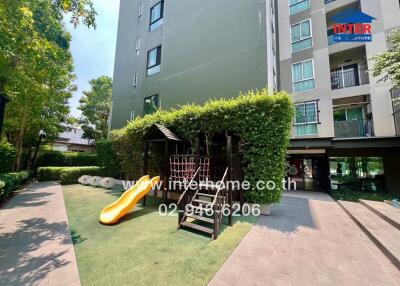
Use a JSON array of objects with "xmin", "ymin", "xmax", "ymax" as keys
[{"xmin": 62, "ymin": 184, "xmax": 256, "ymax": 286}]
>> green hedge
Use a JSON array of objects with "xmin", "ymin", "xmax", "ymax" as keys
[
  {"xmin": 38, "ymin": 166, "xmax": 102, "ymax": 184},
  {"xmin": 111, "ymin": 90, "xmax": 294, "ymax": 204},
  {"xmin": 0, "ymin": 171, "xmax": 30, "ymax": 202},
  {"xmin": 0, "ymin": 141, "xmax": 16, "ymax": 173},
  {"xmin": 96, "ymin": 140, "xmax": 121, "ymax": 178},
  {"xmin": 36, "ymin": 151, "xmax": 98, "ymax": 167},
  {"xmin": 60, "ymin": 167, "xmax": 103, "ymax": 185}
]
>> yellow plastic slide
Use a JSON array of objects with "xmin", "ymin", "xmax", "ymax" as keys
[{"xmin": 99, "ymin": 175, "xmax": 160, "ymax": 225}]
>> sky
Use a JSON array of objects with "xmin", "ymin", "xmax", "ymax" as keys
[{"xmin": 65, "ymin": 0, "xmax": 120, "ymax": 118}]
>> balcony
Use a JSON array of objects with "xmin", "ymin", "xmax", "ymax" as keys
[
  {"xmin": 334, "ymin": 119, "xmax": 374, "ymax": 138},
  {"xmin": 330, "ymin": 67, "xmax": 369, "ymax": 90}
]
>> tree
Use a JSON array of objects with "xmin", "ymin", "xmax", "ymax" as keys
[
  {"xmin": 79, "ymin": 76, "xmax": 112, "ymax": 140},
  {"xmin": 372, "ymin": 28, "xmax": 400, "ymax": 87},
  {"xmin": 0, "ymin": 0, "xmax": 80, "ymax": 169}
]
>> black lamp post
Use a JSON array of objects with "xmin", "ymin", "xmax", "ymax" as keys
[
  {"xmin": 31, "ymin": 130, "xmax": 46, "ymax": 174},
  {"xmin": 0, "ymin": 93, "xmax": 9, "ymax": 136}
]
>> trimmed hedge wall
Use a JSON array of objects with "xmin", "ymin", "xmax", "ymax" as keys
[
  {"xmin": 0, "ymin": 141, "xmax": 16, "ymax": 173},
  {"xmin": 111, "ymin": 90, "xmax": 294, "ymax": 204},
  {"xmin": 96, "ymin": 140, "xmax": 121, "ymax": 178},
  {"xmin": 36, "ymin": 151, "xmax": 98, "ymax": 167},
  {"xmin": 37, "ymin": 166, "xmax": 102, "ymax": 184},
  {"xmin": 0, "ymin": 171, "xmax": 30, "ymax": 202}
]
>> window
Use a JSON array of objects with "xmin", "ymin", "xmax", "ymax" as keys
[
  {"xmin": 291, "ymin": 19, "xmax": 312, "ymax": 52},
  {"xmin": 144, "ymin": 95, "xmax": 159, "ymax": 115},
  {"xmin": 136, "ymin": 37, "xmax": 141, "ymax": 55},
  {"xmin": 150, "ymin": 1, "xmax": 164, "ymax": 31},
  {"xmin": 294, "ymin": 101, "xmax": 318, "ymax": 136},
  {"xmin": 138, "ymin": 2, "xmax": 143, "ymax": 19},
  {"xmin": 292, "ymin": 59, "xmax": 315, "ymax": 92},
  {"xmin": 130, "ymin": 111, "xmax": 135, "ymax": 121},
  {"xmin": 289, "ymin": 0, "xmax": 310, "ymax": 15},
  {"xmin": 133, "ymin": 72, "xmax": 138, "ymax": 88},
  {"xmin": 147, "ymin": 46, "xmax": 161, "ymax": 76}
]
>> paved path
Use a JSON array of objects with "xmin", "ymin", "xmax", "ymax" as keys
[
  {"xmin": 209, "ymin": 191, "xmax": 400, "ymax": 286},
  {"xmin": 0, "ymin": 182, "xmax": 81, "ymax": 286}
]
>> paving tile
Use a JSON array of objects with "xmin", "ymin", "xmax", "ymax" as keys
[
  {"xmin": 208, "ymin": 191, "xmax": 400, "ymax": 286},
  {"xmin": 0, "ymin": 182, "xmax": 81, "ymax": 286}
]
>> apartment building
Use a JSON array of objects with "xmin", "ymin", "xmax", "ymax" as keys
[
  {"xmin": 278, "ymin": 0, "xmax": 400, "ymax": 193},
  {"xmin": 110, "ymin": 0, "xmax": 277, "ymax": 129},
  {"xmin": 110, "ymin": 0, "xmax": 400, "ymax": 194}
]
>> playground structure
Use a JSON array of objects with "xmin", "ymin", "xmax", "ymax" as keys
[
  {"xmin": 99, "ymin": 175, "xmax": 160, "ymax": 225},
  {"xmin": 143, "ymin": 124, "xmax": 245, "ymax": 239}
]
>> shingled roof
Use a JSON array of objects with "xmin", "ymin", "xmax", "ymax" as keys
[{"xmin": 144, "ymin": 124, "xmax": 182, "ymax": 141}]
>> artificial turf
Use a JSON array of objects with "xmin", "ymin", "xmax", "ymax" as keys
[{"xmin": 62, "ymin": 184, "xmax": 257, "ymax": 286}]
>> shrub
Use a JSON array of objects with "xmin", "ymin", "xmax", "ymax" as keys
[
  {"xmin": 36, "ymin": 151, "xmax": 98, "ymax": 167},
  {"xmin": 60, "ymin": 167, "xmax": 102, "ymax": 185},
  {"xmin": 0, "ymin": 171, "xmax": 30, "ymax": 202},
  {"xmin": 96, "ymin": 140, "xmax": 121, "ymax": 178},
  {"xmin": 38, "ymin": 166, "xmax": 102, "ymax": 183},
  {"xmin": 111, "ymin": 90, "xmax": 294, "ymax": 204},
  {"xmin": 0, "ymin": 141, "xmax": 16, "ymax": 173}
]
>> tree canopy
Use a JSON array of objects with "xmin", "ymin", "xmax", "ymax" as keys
[
  {"xmin": 0, "ymin": 0, "xmax": 92, "ymax": 169},
  {"xmin": 79, "ymin": 75, "xmax": 113, "ymax": 140},
  {"xmin": 372, "ymin": 28, "xmax": 400, "ymax": 87}
]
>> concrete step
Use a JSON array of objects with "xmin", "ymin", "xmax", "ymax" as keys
[
  {"xmin": 360, "ymin": 199, "xmax": 400, "ymax": 231},
  {"xmin": 338, "ymin": 200, "xmax": 400, "ymax": 270}
]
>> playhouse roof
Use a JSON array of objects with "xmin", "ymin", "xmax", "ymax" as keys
[{"xmin": 144, "ymin": 124, "xmax": 182, "ymax": 141}]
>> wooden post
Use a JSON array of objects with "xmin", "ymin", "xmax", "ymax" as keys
[
  {"xmin": 143, "ymin": 141, "xmax": 149, "ymax": 206},
  {"xmin": 226, "ymin": 135, "xmax": 233, "ymax": 224},
  {"xmin": 163, "ymin": 139, "xmax": 169, "ymax": 203},
  {"xmin": 226, "ymin": 135, "xmax": 232, "ymax": 180}
]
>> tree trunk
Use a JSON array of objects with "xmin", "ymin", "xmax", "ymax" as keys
[{"xmin": 13, "ymin": 115, "xmax": 27, "ymax": 171}]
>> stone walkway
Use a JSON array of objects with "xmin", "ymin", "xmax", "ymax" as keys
[
  {"xmin": 0, "ymin": 182, "xmax": 81, "ymax": 286},
  {"xmin": 209, "ymin": 191, "xmax": 400, "ymax": 286}
]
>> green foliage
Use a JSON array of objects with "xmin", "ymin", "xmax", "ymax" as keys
[
  {"xmin": 330, "ymin": 188, "xmax": 396, "ymax": 202},
  {"xmin": 60, "ymin": 167, "xmax": 102, "ymax": 185},
  {"xmin": 36, "ymin": 151, "xmax": 98, "ymax": 167},
  {"xmin": 0, "ymin": 141, "xmax": 16, "ymax": 173},
  {"xmin": 96, "ymin": 140, "xmax": 121, "ymax": 178},
  {"xmin": 0, "ymin": 171, "xmax": 30, "ymax": 202},
  {"xmin": 79, "ymin": 75, "xmax": 113, "ymax": 140},
  {"xmin": 1, "ymin": 0, "xmax": 77, "ymax": 169},
  {"xmin": 57, "ymin": 0, "xmax": 97, "ymax": 28},
  {"xmin": 372, "ymin": 28, "xmax": 400, "ymax": 87},
  {"xmin": 111, "ymin": 90, "xmax": 294, "ymax": 204},
  {"xmin": 37, "ymin": 166, "xmax": 101, "ymax": 183}
]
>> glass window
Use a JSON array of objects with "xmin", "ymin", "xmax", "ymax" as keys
[
  {"xmin": 329, "ymin": 157, "xmax": 385, "ymax": 192},
  {"xmin": 136, "ymin": 37, "xmax": 141, "ymax": 55},
  {"xmin": 147, "ymin": 46, "xmax": 161, "ymax": 76},
  {"xmin": 130, "ymin": 111, "xmax": 135, "ymax": 121},
  {"xmin": 291, "ymin": 20, "xmax": 312, "ymax": 52},
  {"xmin": 294, "ymin": 101, "xmax": 318, "ymax": 136},
  {"xmin": 138, "ymin": 2, "xmax": 143, "ymax": 18},
  {"xmin": 144, "ymin": 95, "xmax": 159, "ymax": 115},
  {"xmin": 150, "ymin": 1, "xmax": 164, "ymax": 31},
  {"xmin": 292, "ymin": 60, "xmax": 315, "ymax": 92},
  {"xmin": 133, "ymin": 72, "xmax": 138, "ymax": 87},
  {"xmin": 289, "ymin": 0, "xmax": 310, "ymax": 15}
]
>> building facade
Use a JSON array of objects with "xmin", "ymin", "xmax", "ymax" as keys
[
  {"xmin": 111, "ymin": 0, "xmax": 400, "ymax": 194},
  {"xmin": 110, "ymin": 0, "xmax": 277, "ymax": 129},
  {"xmin": 278, "ymin": 0, "xmax": 400, "ymax": 193}
]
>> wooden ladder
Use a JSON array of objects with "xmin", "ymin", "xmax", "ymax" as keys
[{"xmin": 177, "ymin": 168, "xmax": 231, "ymax": 240}]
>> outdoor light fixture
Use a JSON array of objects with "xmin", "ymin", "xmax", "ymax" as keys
[{"xmin": 31, "ymin": 129, "xmax": 47, "ymax": 173}]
